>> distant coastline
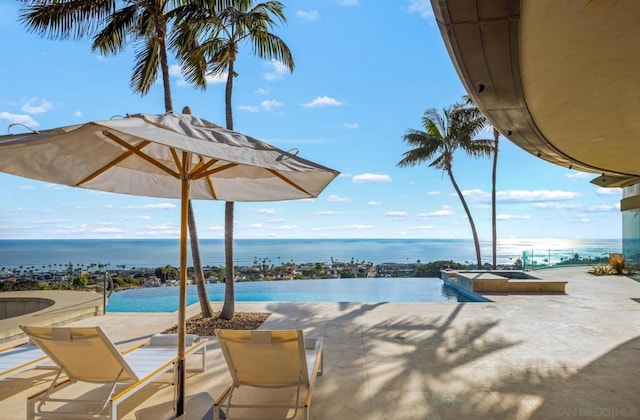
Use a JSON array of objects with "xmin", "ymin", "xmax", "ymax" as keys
[{"xmin": 0, "ymin": 237, "xmax": 622, "ymax": 271}]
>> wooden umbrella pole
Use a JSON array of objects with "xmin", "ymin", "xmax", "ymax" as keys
[{"xmin": 176, "ymin": 157, "xmax": 190, "ymax": 416}]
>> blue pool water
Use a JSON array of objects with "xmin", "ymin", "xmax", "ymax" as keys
[{"xmin": 106, "ymin": 278, "xmax": 479, "ymax": 312}]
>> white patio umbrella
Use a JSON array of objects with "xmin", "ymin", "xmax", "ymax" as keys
[{"xmin": 0, "ymin": 111, "xmax": 339, "ymax": 415}]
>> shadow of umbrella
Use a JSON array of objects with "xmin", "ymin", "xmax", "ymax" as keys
[{"xmin": 0, "ymin": 111, "xmax": 339, "ymax": 416}]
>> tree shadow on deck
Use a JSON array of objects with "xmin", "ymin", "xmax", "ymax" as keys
[{"xmin": 264, "ymin": 302, "xmax": 640, "ymax": 419}]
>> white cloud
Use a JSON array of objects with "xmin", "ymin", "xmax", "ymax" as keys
[
  {"xmin": 19, "ymin": 185, "xmax": 35, "ymax": 190},
  {"xmin": 146, "ymin": 223, "xmax": 174, "ymax": 231},
  {"xmin": 171, "ymin": 63, "xmax": 226, "ymax": 86},
  {"xmin": 92, "ymin": 227, "xmax": 125, "ymax": 233},
  {"xmin": 275, "ymin": 224, "xmax": 298, "ymax": 230},
  {"xmin": 327, "ymin": 194, "xmax": 351, "ymax": 203},
  {"xmin": 250, "ymin": 223, "xmax": 263, "ymax": 228},
  {"xmin": 297, "ymin": 9, "xmax": 319, "ymax": 20},
  {"xmin": 533, "ymin": 202, "xmax": 581, "ymax": 210},
  {"xmin": 260, "ymin": 99, "xmax": 284, "ymax": 111},
  {"xmin": 406, "ymin": 0, "xmax": 433, "ymax": 19},
  {"xmin": 0, "ymin": 112, "xmax": 39, "ymax": 128},
  {"xmin": 255, "ymin": 88, "xmax": 269, "ymax": 95},
  {"xmin": 385, "ymin": 211, "xmax": 408, "ymax": 218},
  {"xmin": 313, "ymin": 211, "xmax": 343, "ymax": 216},
  {"xmin": 408, "ymin": 224, "xmax": 435, "ymax": 230},
  {"xmin": 368, "ymin": 201, "xmax": 381, "ymax": 206},
  {"xmin": 496, "ymin": 214, "xmax": 532, "ymax": 220},
  {"xmin": 420, "ymin": 206, "xmax": 453, "ymax": 217},
  {"xmin": 169, "ymin": 64, "xmax": 183, "ymax": 78},
  {"xmin": 463, "ymin": 189, "xmax": 579, "ymax": 202},
  {"xmin": 74, "ymin": 110, "xmax": 82, "ymax": 117},
  {"xmin": 565, "ymin": 172, "xmax": 589, "ymax": 179},
  {"xmin": 337, "ymin": 173, "xmax": 352, "ymax": 178},
  {"xmin": 585, "ymin": 204, "xmax": 617, "ymax": 212},
  {"xmin": 205, "ymin": 72, "xmax": 227, "ymax": 84},
  {"xmin": 207, "ymin": 225, "xmax": 223, "ymax": 231},
  {"xmin": 426, "ymin": 191, "xmax": 440, "ymax": 196},
  {"xmin": 239, "ymin": 99, "xmax": 284, "ymax": 113},
  {"xmin": 269, "ymin": 217, "xmax": 286, "ymax": 223},
  {"xmin": 345, "ymin": 224, "xmax": 374, "ymax": 229},
  {"xmin": 136, "ymin": 215, "xmax": 151, "ymax": 220},
  {"xmin": 21, "ymin": 98, "xmax": 52, "ymax": 114},
  {"xmin": 596, "ymin": 187, "xmax": 621, "ymax": 195},
  {"xmin": 264, "ymin": 60, "xmax": 290, "ymax": 81},
  {"xmin": 338, "ymin": 0, "xmax": 359, "ymax": 5},
  {"xmin": 126, "ymin": 203, "xmax": 176, "ymax": 210},
  {"xmin": 301, "ymin": 96, "xmax": 342, "ymax": 108},
  {"xmin": 257, "ymin": 208, "xmax": 277, "ymax": 214},
  {"xmin": 238, "ymin": 105, "xmax": 260, "ymax": 113},
  {"xmin": 342, "ymin": 122, "xmax": 359, "ymax": 129},
  {"xmin": 352, "ymin": 173, "xmax": 391, "ymax": 183}
]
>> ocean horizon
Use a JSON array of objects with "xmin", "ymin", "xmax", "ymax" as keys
[{"xmin": 0, "ymin": 238, "xmax": 621, "ymax": 270}]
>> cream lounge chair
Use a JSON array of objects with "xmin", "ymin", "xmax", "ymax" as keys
[
  {"xmin": 21, "ymin": 326, "xmax": 207, "ymax": 420},
  {"xmin": 214, "ymin": 329, "xmax": 324, "ymax": 420},
  {"xmin": 0, "ymin": 341, "xmax": 49, "ymax": 380}
]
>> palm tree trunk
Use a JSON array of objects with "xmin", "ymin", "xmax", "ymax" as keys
[
  {"xmin": 188, "ymin": 201, "xmax": 213, "ymax": 318},
  {"xmin": 220, "ymin": 201, "xmax": 235, "ymax": 319},
  {"xmin": 221, "ymin": 60, "xmax": 236, "ymax": 320},
  {"xmin": 447, "ymin": 167, "xmax": 482, "ymax": 269},
  {"xmin": 492, "ymin": 128, "xmax": 499, "ymax": 269},
  {"xmin": 158, "ymin": 24, "xmax": 173, "ymax": 113}
]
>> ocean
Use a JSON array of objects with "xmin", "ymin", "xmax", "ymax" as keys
[{"xmin": 0, "ymin": 238, "xmax": 621, "ymax": 270}]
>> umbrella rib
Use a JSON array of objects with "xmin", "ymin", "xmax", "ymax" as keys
[
  {"xmin": 197, "ymin": 162, "xmax": 238, "ymax": 178},
  {"xmin": 267, "ymin": 169, "xmax": 314, "ymax": 196},
  {"xmin": 104, "ymin": 131, "xmax": 181, "ymax": 178},
  {"xmin": 170, "ymin": 148, "xmax": 182, "ymax": 173},
  {"xmin": 190, "ymin": 157, "xmax": 220, "ymax": 179},
  {"xmin": 77, "ymin": 139, "xmax": 153, "ymax": 186},
  {"xmin": 194, "ymin": 156, "xmax": 218, "ymax": 200}
]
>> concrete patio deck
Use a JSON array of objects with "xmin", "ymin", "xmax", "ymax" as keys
[{"xmin": 0, "ymin": 266, "xmax": 638, "ymax": 419}]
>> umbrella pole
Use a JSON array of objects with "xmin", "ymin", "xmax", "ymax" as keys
[{"xmin": 177, "ymin": 174, "xmax": 189, "ymax": 416}]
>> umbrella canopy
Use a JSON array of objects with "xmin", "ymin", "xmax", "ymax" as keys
[
  {"xmin": 0, "ymin": 112, "xmax": 338, "ymax": 201},
  {"xmin": 0, "ymin": 111, "xmax": 339, "ymax": 415}
]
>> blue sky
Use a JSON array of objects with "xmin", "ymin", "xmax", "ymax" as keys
[{"xmin": 0, "ymin": 0, "xmax": 622, "ymax": 240}]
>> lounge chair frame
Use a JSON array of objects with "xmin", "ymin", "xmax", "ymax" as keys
[
  {"xmin": 214, "ymin": 329, "xmax": 323, "ymax": 420},
  {"xmin": 21, "ymin": 326, "xmax": 207, "ymax": 420}
]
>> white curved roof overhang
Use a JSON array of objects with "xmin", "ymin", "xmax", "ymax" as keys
[{"xmin": 431, "ymin": 0, "xmax": 640, "ymax": 186}]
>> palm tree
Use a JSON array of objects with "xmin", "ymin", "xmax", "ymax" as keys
[
  {"xmin": 19, "ymin": 0, "xmax": 214, "ymax": 318},
  {"xmin": 491, "ymin": 127, "xmax": 499, "ymax": 269},
  {"xmin": 398, "ymin": 103, "xmax": 493, "ymax": 269},
  {"xmin": 463, "ymin": 95, "xmax": 500, "ymax": 269},
  {"xmin": 173, "ymin": 0, "xmax": 294, "ymax": 320}
]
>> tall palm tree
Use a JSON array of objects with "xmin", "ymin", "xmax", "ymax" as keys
[
  {"xmin": 491, "ymin": 127, "xmax": 499, "ymax": 269},
  {"xmin": 463, "ymin": 95, "xmax": 500, "ymax": 269},
  {"xmin": 173, "ymin": 0, "xmax": 294, "ymax": 320},
  {"xmin": 398, "ymin": 103, "xmax": 493, "ymax": 269},
  {"xmin": 19, "ymin": 0, "xmax": 214, "ymax": 318}
]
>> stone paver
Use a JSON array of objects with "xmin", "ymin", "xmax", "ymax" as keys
[{"xmin": 0, "ymin": 267, "xmax": 638, "ymax": 419}]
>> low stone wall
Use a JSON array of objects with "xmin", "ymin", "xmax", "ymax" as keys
[
  {"xmin": 441, "ymin": 270, "xmax": 567, "ymax": 294},
  {"xmin": 0, "ymin": 291, "xmax": 104, "ymax": 344},
  {"xmin": 0, "ymin": 297, "xmax": 54, "ymax": 320}
]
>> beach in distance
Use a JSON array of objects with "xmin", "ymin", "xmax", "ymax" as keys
[{"xmin": 0, "ymin": 238, "xmax": 621, "ymax": 270}]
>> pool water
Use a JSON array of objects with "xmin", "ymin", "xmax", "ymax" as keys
[{"xmin": 106, "ymin": 278, "xmax": 481, "ymax": 312}]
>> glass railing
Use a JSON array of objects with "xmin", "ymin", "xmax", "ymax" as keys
[{"xmin": 522, "ymin": 248, "xmax": 626, "ymax": 271}]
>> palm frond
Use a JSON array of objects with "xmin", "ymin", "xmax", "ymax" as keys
[
  {"xmin": 250, "ymin": 31, "xmax": 294, "ymax": 70},
  {"xmin": 91, "ymin": 5, "xmax": 138, "ymax": 55},
  {"xmin": 131, "ymin": 36, "xmax": 161, "ymax": 95},
  {"xmin": 19, "ymin": 0, "xmax": 115, "ymax": 40}
]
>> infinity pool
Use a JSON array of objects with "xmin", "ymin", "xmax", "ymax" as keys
[{"xmin": 106, "ymin": 277, "xmax": 481, "ymax": 312}]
